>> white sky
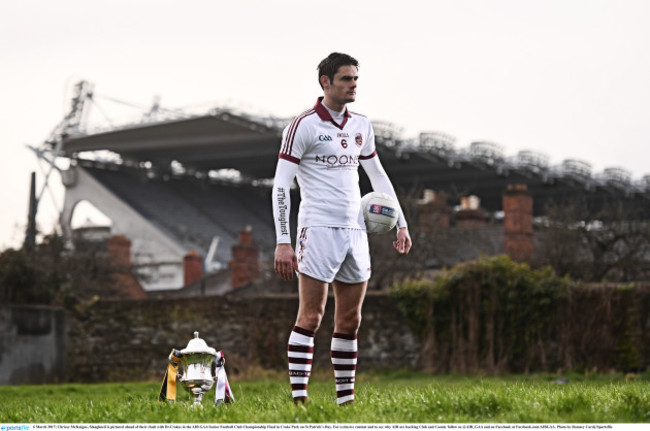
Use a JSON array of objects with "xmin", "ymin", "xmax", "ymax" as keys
[{"xmin": 1, "ymin": 0, "xmax": 649, "ymax": 249}]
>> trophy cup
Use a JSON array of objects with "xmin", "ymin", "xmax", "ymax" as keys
[
  {"xmin": 159, "ymin": 331, "xmax": 234, "ymax": 406},
  {"xmin": 177, "ymin": 331, "xmax": 219, "ymax": 406}
]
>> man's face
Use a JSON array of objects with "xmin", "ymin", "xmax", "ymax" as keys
[{"xmin": 323, "ymin": 65, "xmax": 359, "ymax": 106}]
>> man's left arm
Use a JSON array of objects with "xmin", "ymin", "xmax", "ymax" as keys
[{"xmin": 360, "ymin": 156, "xmax": 412, "ymax": 254}]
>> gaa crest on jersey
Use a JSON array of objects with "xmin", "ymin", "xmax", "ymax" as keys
[{"xmin": 355, "ymin": 133, "xmax": 363, "ymax": 147}]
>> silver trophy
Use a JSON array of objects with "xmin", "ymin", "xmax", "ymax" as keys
[{"xmin": 177, "ymin": 331, "xmax": 219, "ymax": 406}]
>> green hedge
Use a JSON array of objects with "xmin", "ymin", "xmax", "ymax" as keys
[{"xmin": 390, "ymin": 255, "xmax": 649, "ymax": 374}]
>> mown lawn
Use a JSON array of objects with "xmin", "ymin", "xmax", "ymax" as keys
[{"xmin": 1, "ymin": 371, "xmax": 649, "ymax": 423}]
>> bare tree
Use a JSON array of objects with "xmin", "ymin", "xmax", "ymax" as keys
[{"xmin": 535, "ymin": 200, "xmax": 650, "ymax": 282}]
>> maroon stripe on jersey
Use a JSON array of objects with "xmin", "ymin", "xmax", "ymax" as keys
[
  {"xmin": 283, "ymin": 117, "xmax": 299, "ymax": 155},
  {"xmin": 336, "ymin": 389, "xmax": 354, "ymax": 398},
  {"xmin": 289, "ymin": 370, "xmax": 310, "ymax": 377},
  {"xmin": 284, "ymin": 109, "xmax": 314, "ymax": 156},
  {"xmin": 333, "ymin": 332, "xmax": 357, "ymax": 340},
  {"xmin": 288, "ymin": 344, "xmax": 314, "ymax": 353},
  {"xmin": 359, "ymin": 151, "xmax": 377, "ymax": 160},
  {"xmin": 293, "ymin": 326, "xmax": 316, "ymax": 337},
  {"xmin": 335, "ymin": 377, "xmax": 355, "ymax": 384},
  {"xmin": 286, "ymin": 114, "xmax": 305, "ymax": 154},
  {"xmin": 279, "ymin": 153, "xmax": 300, "ymax": 164},
  {"xmin": 333, "ymin": 363, "xmax": 357, "ymax": 371},
  {"xmin": 281, "ymin": 111, "xmax": 304, "ymax": 154},
  {"xmin": 331, "ymin": 350, "xmax": 358, "ymax": 359},
  {"xmin": 291, "ymin": 383, "xmax": 308, "ymax": 391},
  {"xmin": 288, "ymin": 357, "xmax": 313, "ymax": 365},
  {"xmin": 282, "ymin": 114, "xmax": 301, "ymax": 155}
]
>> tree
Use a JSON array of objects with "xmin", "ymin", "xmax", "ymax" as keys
[
  {"xmin": 0, "ymin": 232, "xmax": 124, "ymax": 306},
  {"xmin": 535, "ymin": 199, "xmax": 650, "ymax": 282}
]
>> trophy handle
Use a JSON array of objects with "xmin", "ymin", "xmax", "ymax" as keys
[
  {"xmin": 170, "ymin": 349, "xmax": 184, "ymax": 380},
  {"xmin": 210, "ymin": 359, "xmax": 221, "ymax": 378}
]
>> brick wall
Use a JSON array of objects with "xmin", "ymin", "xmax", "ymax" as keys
[
  {"xmin": 5, "ymin": 285, "xmax": 648, "ymax": 385},
  {"xmin": 65, "ymin": 293, "xmax": 421, "ymax": 382}
]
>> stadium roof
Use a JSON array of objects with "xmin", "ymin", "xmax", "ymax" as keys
[
  {"xmin": 57, "ymin": 108, "xmax": 650, "ymax": 216},
  {"xmin": 62, "ymin": 113, "xmax": 283, "ymax": 178}
]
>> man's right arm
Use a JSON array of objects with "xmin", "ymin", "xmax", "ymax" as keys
[{"xmin": 272, "ymin": 158, "xmax": 300, "ymax": 280}]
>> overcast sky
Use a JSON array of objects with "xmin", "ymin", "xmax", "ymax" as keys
[{"xmin": 1, "ymin": 0, "xmax": 649, "ymax": 249}]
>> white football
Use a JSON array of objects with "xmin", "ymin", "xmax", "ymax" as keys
[{"xmin": 361, "ymin": 192, "xmax": 398, "ymax": 235}]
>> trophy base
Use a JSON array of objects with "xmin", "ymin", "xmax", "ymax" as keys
[{"xmin": 190, "ymin": 393, "xmax": 204, "ymax": 407}]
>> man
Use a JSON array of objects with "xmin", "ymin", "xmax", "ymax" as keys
[{"xmin": 272, "ymin": 52, "xmax": 411, "ymax": 406}]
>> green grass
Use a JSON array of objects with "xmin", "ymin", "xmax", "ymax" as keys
[{"xmin": 1, "ymin": 372, "xmax": 649, "ymax": 423}]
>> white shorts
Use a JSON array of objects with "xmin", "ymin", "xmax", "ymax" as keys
[{"xmin": 296, "ymin": 227, "xmax": 371, "ymax": 284}]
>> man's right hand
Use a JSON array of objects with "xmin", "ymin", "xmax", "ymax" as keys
[{"xmin": 274, "ymin": 243, "xmax": 298, "ymax": 280}]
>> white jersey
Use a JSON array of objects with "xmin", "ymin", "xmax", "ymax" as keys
[
  {"xmin": 279, "ymin": 97, "xmax": 377, "ymax": 230},
  {"xmin": 272, "ymin": 97, "xmax": 407, "ymax": 244}
]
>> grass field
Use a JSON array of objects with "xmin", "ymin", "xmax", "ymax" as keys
[{"xmin": 1, "ymin": 371, "xmax": 649, "ymax": 423}]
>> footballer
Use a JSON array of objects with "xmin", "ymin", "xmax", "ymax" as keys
[{"xmin": 272, "ymin": 52, "xmax": 412, "ymax": 405}]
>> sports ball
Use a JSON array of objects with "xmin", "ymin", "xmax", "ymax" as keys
[{"xmin": 361, "ymin": 192, "xmax": 398, "ymax": 235}]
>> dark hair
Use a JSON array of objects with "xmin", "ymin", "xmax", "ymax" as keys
[{"xmin": 317, "ymin": 52, "xmax": 359, "ymax": 89}]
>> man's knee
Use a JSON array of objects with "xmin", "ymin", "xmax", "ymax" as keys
[
  {"xmin": 336, "ymin": 310, "xmax": 362, "ymax": 334},
  {"xmin": 296, "ymin": 274, "xmax": 329, "ymax": 332},
  {"xmin": 297, "ymin": 308, "xmax": 325, "ymax": 332}
]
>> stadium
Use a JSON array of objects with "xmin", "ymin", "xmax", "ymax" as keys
[{"xmin": 29, "ymin": 80, "xmax": 650, "ymax": 294}]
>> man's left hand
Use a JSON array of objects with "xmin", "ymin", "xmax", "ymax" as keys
[{"xmin": 392, "ymin": 227, "xmax": 412, "ymax": 254}]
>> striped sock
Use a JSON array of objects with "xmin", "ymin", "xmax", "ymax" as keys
[
  {"xmin": 331, "ymin": 332, "xmax": 358, "ymax": 405},
  {"xmin": 287, "ymin": 326, "xmax": 315, "ymax": 401}
]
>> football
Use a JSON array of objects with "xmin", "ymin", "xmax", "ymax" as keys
[{"xmin": 361, "ymin": 192, "xmax": 398, "ymax": 235}]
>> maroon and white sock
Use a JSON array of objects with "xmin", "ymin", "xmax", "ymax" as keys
[
  {"xmin": 287, "ymin": 326, "xmax": 315, "ymax": 400},
  {"xmin": 331, "ymin": 332, "xmax": 358, "ymax": 405}
]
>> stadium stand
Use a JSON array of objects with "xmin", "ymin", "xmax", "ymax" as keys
[{"xmin": 80, "ymin": 163, "xmax": 296, "ymax": 267}]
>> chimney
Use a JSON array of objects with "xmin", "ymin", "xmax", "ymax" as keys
[
  {"xmin": 503, "ymin": 184, "xmax": 534, "ymax": 262},
  {"xmin": 106, "ymin": 235, "xmax": 146, "ymax": 299},
  {"xmin": 417, "ymin": 189, "xmax": 450, "ymax": 231},
  {"xmin": 456, "ymin": 195, "xmax": 488, "ymax": 227},
  {"xmin": 229, "ymin": 227, "xmax": 259, "ymax": 289},
  {"xmin": 184, "ymin": 250, "xmax": 204, "ymax": 285},
  {"xmin": 107, "ymin": 235, "xmax": 132, "ymax": 268}
]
